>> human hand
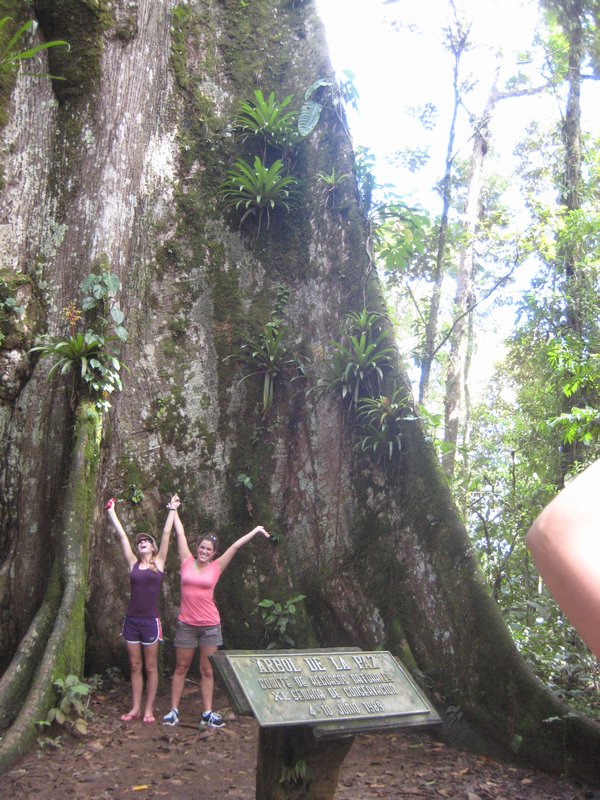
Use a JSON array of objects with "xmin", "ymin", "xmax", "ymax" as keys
[
  {"xmin": 166, "ymin": 494, "xmax": 181, "ymax": 511},
  {"xmin": 105, "ymin": 498, "xmax": 115, "ymax": 511},
  {"xmin": 254, "ymin": 525, "xmax": 270, "ymax": 539}
]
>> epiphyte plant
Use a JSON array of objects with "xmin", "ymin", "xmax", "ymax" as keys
[
  {"xmin": 30, "ymin": 269, "xmax": 127, "ymax": 411},
  {"xmin": 0, "ymin": 16, "xmax": 68, "ymax": 81},
  {"xmin": 310, "ymin": 309, "xmax": 394, "ymax": 411},
  {"xmin": 233, "ymin": 321, "xmax": 297, "ymax": 415},
  {"xmin": 234, "ymin": 89, "xmax": 298, "ymax": 154},
  {"xmin": 356, "ymin": 387, "xmax": 417, "ymax": 464},
  {"xmin": 219, "ymin": 156, "xmax": 298, "ymax": 234},
  {"xmin": 317, "ymin": 167, "xmax": 350, "ymax": 208}
]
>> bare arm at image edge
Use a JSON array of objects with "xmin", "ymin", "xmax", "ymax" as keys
[{"xmin": 526, "ymin": 459, "xmax": 600, "ymax": 659}]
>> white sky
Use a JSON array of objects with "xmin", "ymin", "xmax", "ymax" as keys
[
  {"xmin": 315, "ymin": 0, "xmax": 547, "ymax": 208},
  {"xmin": 314, "ymin": 0, "xmax": 599, "ymax": 400},
  {"xmin": 313, "ymin": 0, "xmax": 551, "ymax": 395}
]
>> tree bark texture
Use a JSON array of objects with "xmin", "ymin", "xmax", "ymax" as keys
[
  {"xmin": 1, "ymin": 0, "xmax": 600, "ymax": 783},
  {"xmin": 0, "ymin": 401, "xmax": 100, "ymax": 772}
]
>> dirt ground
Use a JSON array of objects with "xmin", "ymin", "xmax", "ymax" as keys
[{"xmin": 1, "ymin": 678, "xmax": 598, "ymax": 800}]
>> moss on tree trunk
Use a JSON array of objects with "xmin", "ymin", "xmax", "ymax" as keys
[{"xmin": 0, "ymin": 402, "xmax": 100, "ymax": 773}]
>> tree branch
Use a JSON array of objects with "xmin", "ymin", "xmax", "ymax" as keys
[{"xmin": 430, "ymin": 261, "xmax": 518, "ymax": 360}]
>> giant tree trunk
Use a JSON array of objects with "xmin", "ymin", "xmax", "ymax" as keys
[{"xmin": 1, "ymin": 0, "xmax": 600, "ymax": 784}]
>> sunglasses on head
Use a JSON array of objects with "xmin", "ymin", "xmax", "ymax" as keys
[{"xmin": 137, "ymin": 537, "xmax": 151, "ymax": 544}]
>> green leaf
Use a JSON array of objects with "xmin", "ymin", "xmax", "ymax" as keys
[
  {"xmin": 104, "ymin": 273, "xmax": 121, "ymax": 294},
  {"xmin": 110, "ymin": 307, "xmax": 124, "ymax": 325},
  {"xmin": 304, "ymin": 77, "xmax": 331, "ymax": 100},
  {"xmin": 298, "ymin": 100, "xmax": 322, "ymax": 137}
]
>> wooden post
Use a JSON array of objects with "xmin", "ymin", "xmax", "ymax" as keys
[{"xmin": 256, "ymin": 725, "xmax": 354, "ymax": 800}]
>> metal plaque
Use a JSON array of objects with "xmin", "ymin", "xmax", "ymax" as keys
[{"xmin": 215, "ymin": 649, "xmax": 438, "ymax": 728}]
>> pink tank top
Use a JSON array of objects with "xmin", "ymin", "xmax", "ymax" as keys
[{"xmin": 178, "ymin": 556, "xmax": 222, "ymax": 626}]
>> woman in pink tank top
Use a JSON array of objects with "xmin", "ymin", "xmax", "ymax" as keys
[{"xmin": 162, "ymin": 501, "xmax": 270, "ymax": 729}]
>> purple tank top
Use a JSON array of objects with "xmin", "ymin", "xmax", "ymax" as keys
[{"xmin": 126, "ymin": 561, "xmax": 163, "ymax": 618}]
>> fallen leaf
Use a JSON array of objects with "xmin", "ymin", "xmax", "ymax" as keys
[{"xmin": 87, "ymin": 740, "xmax": 104, "ymax": 752}]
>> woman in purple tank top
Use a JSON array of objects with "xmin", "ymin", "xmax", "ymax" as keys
[{"xmin": 105, "ymin": 494, "xmax": 180, "ymax": 724}]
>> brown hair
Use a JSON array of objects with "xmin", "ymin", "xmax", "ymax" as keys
[{"xmin": 196, "ymin": 533, "xmax": 219, "ymax": 555}]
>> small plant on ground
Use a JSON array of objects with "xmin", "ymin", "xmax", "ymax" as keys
[
  {"xmin": 36, "ymin": 674, "xmax": 91, "ymax": 736},
  {"xmin": 258, "ymin": 594, "xmax": 306, "ymax": 649},
  {"xmin": 280, "ymin": 759, "xmax": 312, "ymax": 795}
]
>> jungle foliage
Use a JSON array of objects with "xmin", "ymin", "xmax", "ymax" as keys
[{"xmin": 367, "ymin": 0, "xmax": 599, "ymax": 718}]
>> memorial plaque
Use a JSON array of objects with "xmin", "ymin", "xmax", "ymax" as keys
[{"xmin": 215, "ymin": 649, "xmax": 439, "ymax": 728}]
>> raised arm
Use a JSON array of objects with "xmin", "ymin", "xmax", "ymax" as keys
[
  {"xmin": 105, "ymin": 498, "xmax": 137, "ymax": 569},
  {"xmin": 216, "ymin": 525, "xmax": 270, "ymax": 573},
  {"xmin": 172, "ymin": 502, "xmax": 192, "ymax": 563},
  {"xmin": 155, "ymin": 494, "xmax": 180, "ymax": 570},
  {"xmin": 526, "ymin": 459, "xmax": 600, "ymax": 658}
]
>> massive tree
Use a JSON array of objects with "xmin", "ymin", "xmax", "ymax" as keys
[{"xmin": 1, "ymin": 0, "xmax": 599, "ymax": 783}]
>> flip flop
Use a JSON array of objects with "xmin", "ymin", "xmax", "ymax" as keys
[
  {"xmin": 120, "ymin": 711, "xmax": 141, "ymax": 722},
  {"xmin": 143, "ymin": 714, "xmax": 156, "ymax": 725}
]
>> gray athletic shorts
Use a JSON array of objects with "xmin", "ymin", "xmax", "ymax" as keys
[{"xmin": 174, "ymin": 620, "xmax": 223, "ymax": 649}]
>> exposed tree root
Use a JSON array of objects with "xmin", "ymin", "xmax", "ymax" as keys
[
  {"xmin": 0, "ymin": 559, "xmax": 61, "ymax": 731},
  {"xmin": 0, "ymin": 403, "xmax": 100, "ymax": 774}
]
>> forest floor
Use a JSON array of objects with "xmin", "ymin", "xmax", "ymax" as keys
[{"xmin": 1, "ymin": 678, "xmax": 598, "ymax": 800}]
